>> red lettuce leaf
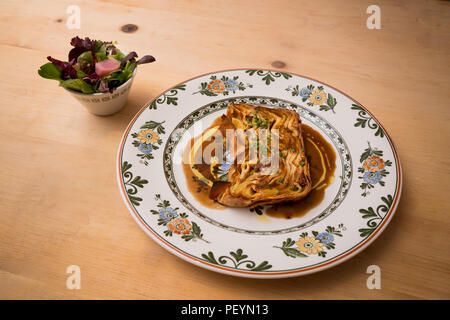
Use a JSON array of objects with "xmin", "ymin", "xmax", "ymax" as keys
[
  {"xmin": 137, "ymin": 55, "xmax": 156, "ymax": 65},
  {"xmin": 68, "ymin": 36, "xmax": 98, "ymax": 62},
  {"xmin": 121, "ymin": 52, "xmax": 138, "ymax": 66},
  {"xmin": 68, "ymin": 46, "xmax": 88, "ymax": 62},
  {"xmin": 70, "ymin": 36, "xmax": 96, "ymax": 50},
  {"xmin": 47, "ymin": 56, "xmax": 77, "ymax": 80},
  {"xmin": 81, "ymin": 72, "xmax": 100, "ymax": 86}
]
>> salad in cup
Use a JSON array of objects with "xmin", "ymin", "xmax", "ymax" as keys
[
  {"xmin": 38, "ymin": 36, "xmax": 155, "ymax": 115},
  {"xmin": 38, "ymin": 36, "xmax": 155, "ymax": 93}
]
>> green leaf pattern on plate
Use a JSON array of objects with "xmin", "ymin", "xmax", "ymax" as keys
[
  {"xmin": 358, "ymin": 195, "xmax": 393, "ymax": 237},
  {"xmin": 122, "ymin": 161, "xmax": 148, "ymax": 206},
  {"xmin": 351, "ymin": 103, "xmax": 385, "ymax": 137},
  {"xmin": 245, "ymin": 69, "xmax": 292, "ymax": 85},
  {"xmin": 149, "ymin": 84, "xmax": 186, "ymax": 109},
  {"xmin": 201, "ymin": 248, "xmax": 272, "ymax": 271}
]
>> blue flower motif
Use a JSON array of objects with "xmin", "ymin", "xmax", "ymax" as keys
[
  {"xmin": 217, "ymin": 162, "xmax": 231, "ymax": 181},
  {"xmin": 219, "ymin": 162, "xmax": 231, "ymax": 172},
  {"xmin": 316, "ymin": 232, "xmax": 334, "ymax": 244},
  {"xmin": 299, "ymin": 88, "xmax": 311, "ymax": 98},
  {"xmin": 217, "ymin": 150, "xmax": 233, "ymax": 177},
  {"xmin": 363, "ymin": 171, "xmax": 382, "ymax": 184},
  {"xmin": 159, "ymin": 207, "xmax": 178, "ymax": 221},
  {"xmin": 224, "ymin": 79, "xmax": 239, "ymax": 92},
  {"xmin": 139, "ymin": 143, "xmax": 153, "ymax": 154}
]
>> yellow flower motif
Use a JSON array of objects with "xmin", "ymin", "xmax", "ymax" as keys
[
  {"xmin": 309, "ymin": 89, "xmax": 327, "ymax": 105},
  {"xmin": 137, "ymin": 129, "xmax": 159, "ymax": 144},
  {"xmin": 296, "ymin": 236, "xmax": 323, "ymax": 254}
]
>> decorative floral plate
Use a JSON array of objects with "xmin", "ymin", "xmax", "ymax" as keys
[{"xmin": 117, "ymin": 69, "xmax": 402, "ymax": 278}]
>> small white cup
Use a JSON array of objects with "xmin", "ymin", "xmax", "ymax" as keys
[{"xmin": 65, "ymin": 69, "xmax": 136, "ymax": 116}]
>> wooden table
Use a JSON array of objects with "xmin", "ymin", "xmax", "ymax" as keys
[{"xmin": 0, "ymin": 0, "xmax": 449, "ymax": 300}]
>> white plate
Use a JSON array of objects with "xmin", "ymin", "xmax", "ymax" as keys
[{"xmin": 117, "ymin": 69, "xmax": 402, "ymax": 278}]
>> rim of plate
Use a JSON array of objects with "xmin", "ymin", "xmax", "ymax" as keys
[{"xmin": 116, "ymin": 68, "xmax": 403, "ymax": 279}]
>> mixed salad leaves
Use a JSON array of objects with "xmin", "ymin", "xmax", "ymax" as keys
[{"xmin": 38, "ymin": 36, "xmax": 155, "ymax": 94}]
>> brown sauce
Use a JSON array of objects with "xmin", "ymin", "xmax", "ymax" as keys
[
  {"xmin": 182, "ymin": 123, "xmax": 336, "ymax": 218},
  {"xmin": 182, "ymin": 133, "xmax": 226, "ymax": 210},
  {"xmin": 265, "ymin": 124, "xmax": 336, "ymax": 218}
]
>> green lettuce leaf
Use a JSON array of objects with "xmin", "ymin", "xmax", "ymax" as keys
[
  {"xmin": 60, "ymin": 78, "xmax": 95, "ymax": 94},
  {"xmin": 38, "ymin": 63, "xmax": 62, "ymax": 81}
]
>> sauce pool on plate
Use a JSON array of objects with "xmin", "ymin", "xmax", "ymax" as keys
[{"xmin": 182, "ymin": 123, "xmax": 336, "ymax": 218}]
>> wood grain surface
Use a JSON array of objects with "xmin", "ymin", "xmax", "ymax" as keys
[{"xmin": 0, "ymin": 0, "xmax": 449, "ymax": 299}]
